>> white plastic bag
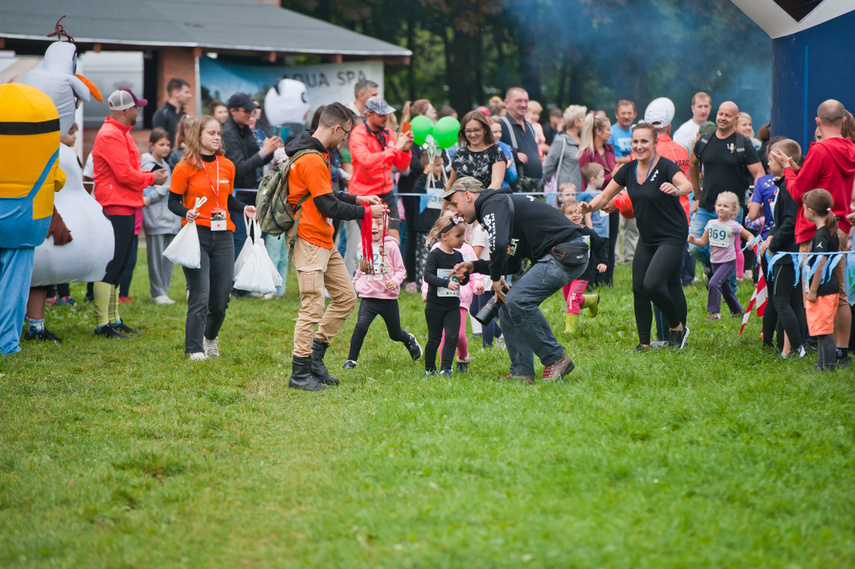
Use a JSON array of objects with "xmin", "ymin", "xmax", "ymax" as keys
[
  {"xmin": 233, "ymin": 219, "xmax": 283, "ymax": 293},
  {"xmin": 234, "ymin": 215, "xmax": 253, "ymax": 276},
  {"xmin": 163, "ymin": 197, "xmax": 206, "ymax": 269}
]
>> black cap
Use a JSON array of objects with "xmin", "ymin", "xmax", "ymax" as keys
[{"xmin": 227, "ymin": 92, "xmax": 258, "ymax": 111}]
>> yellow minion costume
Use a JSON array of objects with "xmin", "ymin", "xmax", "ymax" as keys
[{"xmin": 0, "ymin": 83, "xmax": 65, "ymax": 354}]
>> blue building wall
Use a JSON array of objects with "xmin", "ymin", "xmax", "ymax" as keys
[{"xmin": 772, "ymin": 10, "xmax": 855, "ymax": 150}]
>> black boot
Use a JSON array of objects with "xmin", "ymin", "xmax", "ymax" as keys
[
  {"xmin": 311, "ymin": 338, "xmax": 340, "ymax": 386},
  {"xmin": 288, "ymin": 356, "xmax": 327, "ymax": 391}
]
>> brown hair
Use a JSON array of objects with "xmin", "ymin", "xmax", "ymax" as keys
[
  {"xmin": 174, "ymin": 114, "xmax": 194, "ymax": 149},
  {"xmin": 458, "ymin": 110, "xmax": 495, "ymax": 147},
  {"xmin": 560, "ymin": 199, "xmax": 578, "ymax": 216},
  {"xmin": 803, "ymin": 188, "xmax": 838, "ymax": 235},
  {"xmin": 207, "ymin": 99, "xmax": 226, "ymax": 115},
  {"xmin": 581, "ymin": 162, "xmax": 604, "ymax": 182},
  {"xmin": 842, "ymin": 109, "xmax": 855, "ymax": 143},
  {"xmin": 319, "ymin": 102, "xmax": 355, "ymax": 129},
  {"xmin": 580, "ymin": 114, "xmax": 611, "ymax": 154},
  {"xmin": 149, "ymin": 127, "xmax": 170, "ymax": 146},
  {"xmin": 401, "ymin": 99, "xmax": 432, "ymax": 124},
  {"xmin": 768, "ymin": 138, "xmax": 802, "ymax": 164},
  {"xmin": 631, "ymin": 122, "xmax": 658, "ymax": 140},
  {"xmin": 182, "ymin": 115, "xmax": 224, "ymax": 169}
]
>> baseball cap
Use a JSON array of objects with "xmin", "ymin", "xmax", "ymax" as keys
[
  {"xmin": 227, "ymin": 92, "xmax": 258, "ymax": 112},
  {"xmin": 364, "ymin": 96, "xmax": 395, "ymax": 115},
  {"xmin": 441, "ymin": 176, "xmax": 485, "ymax": 199},
  {"xmin": 644, "ymin": 97, "xmax": 674, "ymax": 129},
  {"xmin": 698, "ymin": 120, "xmax": 717, "ymax": 136},
  {"xmin": 108, "ymin": 88, "xmax": 148, "ymax": 111}
]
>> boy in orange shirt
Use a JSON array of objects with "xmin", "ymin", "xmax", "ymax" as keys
[{"xmin": 286, "ymin": 103, "xmax": 386, "ymax": 391}]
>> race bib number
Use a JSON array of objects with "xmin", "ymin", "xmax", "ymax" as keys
[
  {"xmin": 358, "ymin": 245, "xmax": 388, "ymax": 280},
  {"xmin": 426, "ymin": 185, "xmax": 444, "ymax": 210},
  {"xmin": 436, "ymin": 268, "xmax": 459, "ymax": 298},
  {"xmin": 707, "ymin": 222, "xmax": 731, "ymax": 248}
]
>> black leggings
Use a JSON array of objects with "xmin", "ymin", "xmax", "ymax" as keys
[
  {"xmin": 632, "ymin": 241, "xmax": 687, "ymax": 345},
  {"xmin": 347, "ymin": 297, "xmax": 410, "ymax": 361},
  {"xmin": 771, "ymin": 261, "xmax": 806, "ymax": 351},
  {"xmin": 424, "ymin": 304, "xmax": 459, "ymax": 371},
  {"xmin": 102, "ymin": 214, "xmax": 137, "ymax": 286},
  {"xmin": 600, "ymin": 210, "xmax": 619, "ymax": 286}
]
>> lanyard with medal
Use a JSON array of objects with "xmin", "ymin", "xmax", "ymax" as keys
[{"xmin": 203, "ymin": 157, "xmax": 227, "ymax": 231}]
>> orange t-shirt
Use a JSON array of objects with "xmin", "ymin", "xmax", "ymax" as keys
[
  {"xmin": 170, "ymin": 156, "xmax": 236, "ymax": 231},
  {"xmin": 287, "ymin": 150, "xmax": 340, "ymax": 249}
]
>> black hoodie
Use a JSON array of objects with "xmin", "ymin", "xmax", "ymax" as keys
[
  {"xmin": 285, "ymin": 129, "xmax": 363, "ymax": 221},
  {"xmin": 472, "ymin": 188, "xmax": 583, "ymax": 281}
]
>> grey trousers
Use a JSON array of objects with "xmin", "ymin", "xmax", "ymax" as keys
[{"xmin": 146, "ymin": 233, "xmax": 177, "ymax": 298}]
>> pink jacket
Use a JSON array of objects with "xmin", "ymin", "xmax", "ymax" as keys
[
  {"xmin": 352, "ymin": 236, "xmax": 406, "ymax": 300},
  {"xmin": 421, "ymin": 242, "xmax": 483, "ymax": 310}
]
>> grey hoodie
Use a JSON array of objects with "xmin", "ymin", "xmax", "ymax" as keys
[{"xmin": 142, "ymin": 153, "xmax": 181, "ymax": 235}]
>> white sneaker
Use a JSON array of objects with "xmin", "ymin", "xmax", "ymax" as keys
[
  {"xmin": 203, "ymin": 336, "xmax": 219, "ymax": 357},
  {"xmin": 188, "ymin": 352, "xmax": 207, "ymax": 361},
  {"xmin": 152, "ymin": 295, "xmax": 175, "ymax": 305}
]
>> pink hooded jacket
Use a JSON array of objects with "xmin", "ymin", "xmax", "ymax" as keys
[{"xmin": 352, "ymin": 235, "xmax": 406, "ymax": 300}]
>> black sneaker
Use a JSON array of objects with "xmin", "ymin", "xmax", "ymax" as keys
[
  {"xmin": 836, "ymin": 349, "xmax": 852, "ymax": 368},
  {"xmin": 404, "ymin": 333, "xmax": 422, "ymax": 361},
  {"xmin": 668, "ymin": 326, "xmax": 690, "ymax": 349},
  {"xmin": 94, "ymin": 324, "xmax": 129, "ymax": 339},
  {"xmin": 113, "ymin": 321, "xmax": 142, "ymax": 335},
  {"xmin": 25, "ymin": 328, "xmax": 62, "ymax": 343},
  {"xmin": 343, "ymin": 360, "xmax": 357, "ymax": 369}
]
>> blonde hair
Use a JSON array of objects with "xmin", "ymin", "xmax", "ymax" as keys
[
  {"xmin": 562, "ymin": 105, "xmax": 587, "ymax": 130},
  {"xmin": 737, "ymin": 112, "xmax": 754, "ymax": 138},
  {"xmin": 580, "ymin": 114, "xmax": 611, "ymax": 155},
  {"xmin": 560, "ymin": 199, "xmax": 579, "ymax": 216},
  {"xmin": 716, "ymin": 191, "xmax": 740, "ymax": 211},
  {"xmin": 558, "ymin": 182, "xmax": 577, "ymax": 194},
  {"xmin": 426, "ymin": 215, "xmax": 460, "ymax": 246},
  {"xmin": 182, "ymin": 115, "xmax": 224, "ymax": 170}
]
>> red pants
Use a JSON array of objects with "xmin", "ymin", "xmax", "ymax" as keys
[{"xmin": 562, "ymin": 279, "xmax": 588, "ymax": 315}]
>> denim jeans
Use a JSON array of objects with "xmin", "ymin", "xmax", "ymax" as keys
[
  {"xmin": 498, "ymin": 250, "xmax": 586, "ymax": 376},
  {"xmin": 688, "ymin": 207, "xmax": 717, "ymax": 270},
  {"xmin": 183, "ymin": 227, "xmax": 234, "ymax": 354}
]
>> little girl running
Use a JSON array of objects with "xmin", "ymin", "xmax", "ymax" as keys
[
  {"xmin": 422, "ymin": 223, "xmax": 483, "ymax": 371},
  {"xmin": 560, "ymin": 199, "xmax": 607, "ymax": 333},
  {"xmin": 688, "ymin": 191, "xmax": 754, "ymax": 320},
  {"xmin": 423, "ymin": 215, "xmax": 469, "ymax": 375},
  {"xmin": 344, "ymin": 216, "xmax": 422, "ymax": 369},
  {"xmin": 803, "ymin": 189, "xmax": 840, "ymax": 372}
]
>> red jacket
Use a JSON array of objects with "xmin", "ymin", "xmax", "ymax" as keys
[
  {"xmin": 349, "ymin": 122, "xmax": 411, "ymax": 196},
  {"xmin": 784, "ymin": 137, "xmax": 855, "ymax": 243},
  {"xmin": 93, "ymin": 117, "xmax": 153, "ymax": 214}
]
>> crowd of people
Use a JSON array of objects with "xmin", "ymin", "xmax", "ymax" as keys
[{"xmin": 6, "ymin": 57, "xmax": 855, "ymax": 383}]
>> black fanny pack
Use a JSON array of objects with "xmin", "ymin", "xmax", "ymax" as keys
[{"xmin": 551, "ymin": 240, "xmax": 589, "ymax": 268}]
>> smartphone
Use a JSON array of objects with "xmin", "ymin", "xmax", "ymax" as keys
[
  {"xmin": 150, "ymin": 164, "xmax": 163, "ymax": 172},
  {"xmin": 279, "ymin": 126, "xmax": 291, "ymax": 141},
  {"xmin": 402, "ymin": 122, "xmax": 411, "ymax": 134}
]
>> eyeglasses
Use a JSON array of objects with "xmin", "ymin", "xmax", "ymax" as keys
[
  {"xmin": 339, "ymin": 124, "xmax": 352, "ymax": 140},
  {"xmin": 464, "ymin": 128, "xmax": 483, "ymax": 134}
]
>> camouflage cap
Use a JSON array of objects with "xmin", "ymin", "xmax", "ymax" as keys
[{"xmin": 441, "ymin": 176, "xmax": 485, "ymax": 199}]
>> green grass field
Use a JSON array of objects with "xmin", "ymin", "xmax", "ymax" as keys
[{"xmin": 1, "ymin": 255, "xmax": 853, "ymax": 568}]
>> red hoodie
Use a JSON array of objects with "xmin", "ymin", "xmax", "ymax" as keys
[{"xmin": 784, "ymin": 137, "xmax": 855, "ymax": 244}]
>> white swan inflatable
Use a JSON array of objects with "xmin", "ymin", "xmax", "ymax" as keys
[{"xmin": 24, "ymin": 37, "xmax": 115, "ymax": 286}]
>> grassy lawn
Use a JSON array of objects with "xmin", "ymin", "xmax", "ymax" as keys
[{"xmin": 1, "ymin": 255, "xmax": 853, "ymax": 568}]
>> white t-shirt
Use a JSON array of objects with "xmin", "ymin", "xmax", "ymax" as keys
[
  {"xmin": 470, "ymin": 224, "xmax": 490, "ymax": 261},
  {"xmin": 673, "ymin": 120, "xmax": 701, "ymax": 155}
]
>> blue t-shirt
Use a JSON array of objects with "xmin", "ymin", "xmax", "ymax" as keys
[
  {"xmin": 750, "ymin": 177, "xmax": 778, "ymax": 239},
  {"xmin": 579, "ymin": 190, "xmax": 610, "ymax": 239},
  {"xmin": 609, "ymin": 124, "xmax": 633, "ymax": 158}
]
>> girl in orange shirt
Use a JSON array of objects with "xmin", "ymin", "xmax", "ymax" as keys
[{"xmin": 169, "ymin": 115, "xmax": 256, "ymax": 360}]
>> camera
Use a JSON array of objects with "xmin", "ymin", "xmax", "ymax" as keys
[{"xmin": 474, "ymin": 285, "xmax": 509, "ymax": 326}]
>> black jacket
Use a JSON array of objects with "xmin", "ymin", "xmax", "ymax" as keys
[
  {"xmin": 285, "ymin": 130, "xmax": 362, "ymax": 221},
  {"xmin": 579, "ymin": 225, "xmax": 608, "ymax": 283},
  {"xmin": 769, "ymin": 177, "xmax": 798, "ymax": 262},
  {"xmin": 222, "ymin": 116, "xmax": 273, "ymax": 191},
  {"xmin": 471, "ymin": 188, "xmax": 583, "ymax": 281}
]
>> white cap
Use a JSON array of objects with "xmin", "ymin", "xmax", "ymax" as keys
[{"xmin": 644, "ymin": 97, "xmax": 675, "ymax": 129}]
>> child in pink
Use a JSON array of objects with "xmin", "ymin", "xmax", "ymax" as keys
[
  {"xmin": 688, "ymin": 191, "xmax": 754, "ymax": 320},
  {"xmin": 421, "ymin": 236, "xmax": 483, "ymax": 371},
  {"xmin": 344, "ymin": 217, "xmax": 422, "ymax": 369},
  {"xmin": 560, "ymin": 200, "xmax": 606, "ymax": 333}
]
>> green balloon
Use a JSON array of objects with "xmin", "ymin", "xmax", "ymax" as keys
[
  {"xmin": 410, "ymin": 115, "xmax": 433, "ymax": 146},
  {"xmin": 433, "ymin": 117, "xmax": 461, "ymax": 149}
]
